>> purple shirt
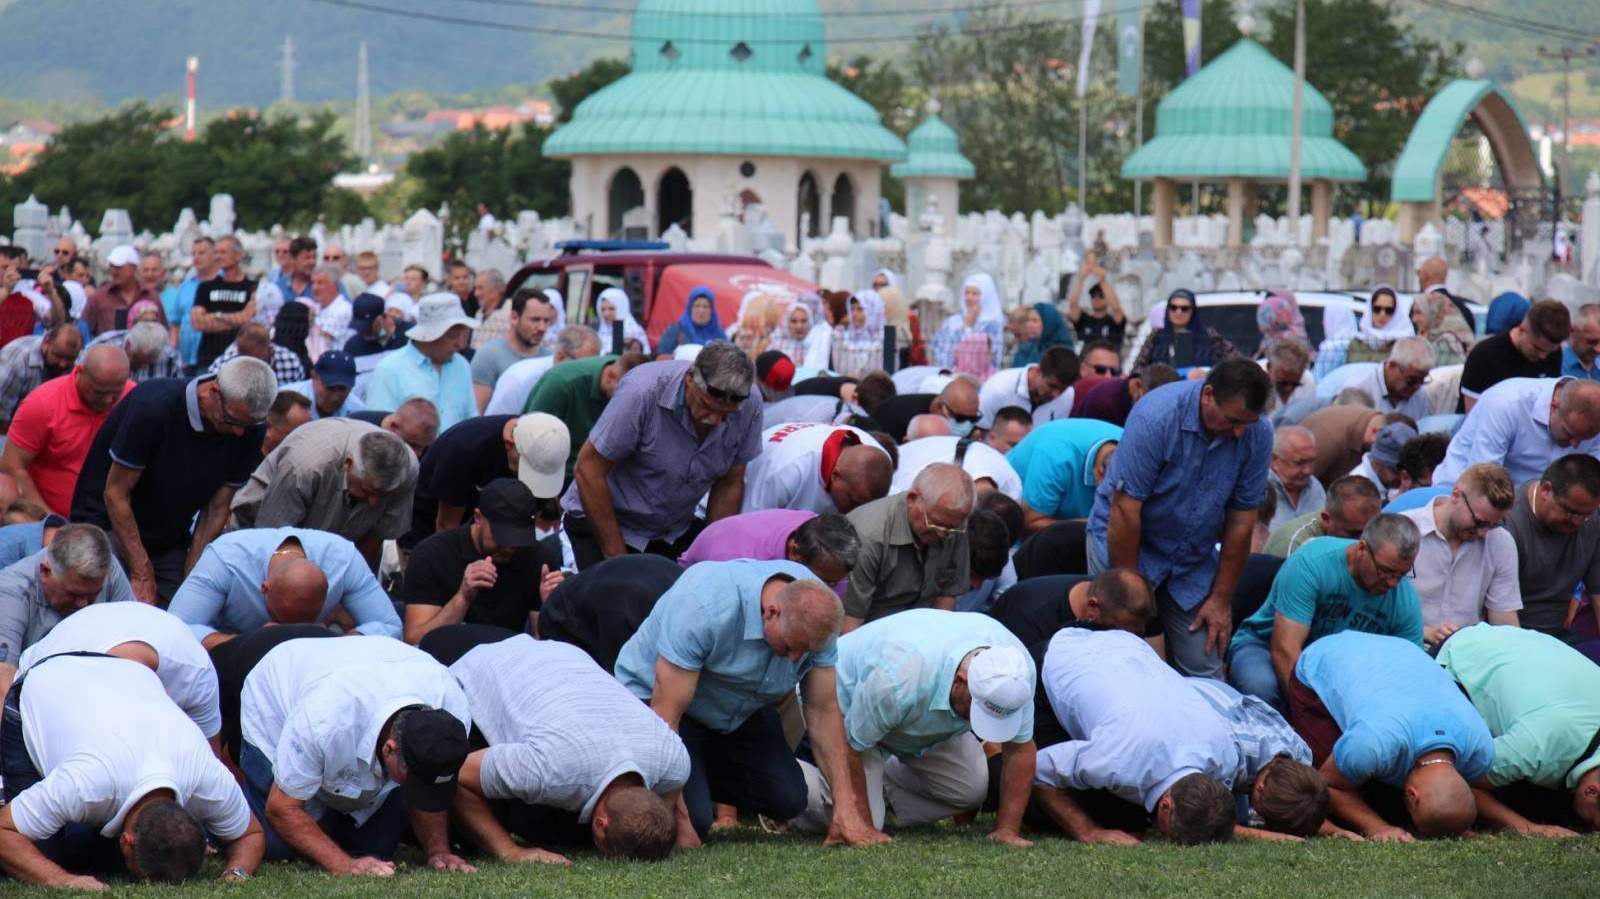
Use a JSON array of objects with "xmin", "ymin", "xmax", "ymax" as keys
[
  {"xmin": 678, "ymin": 509, "xmax": 817, "ymax": 568},
  {"xmin": 561, "ymin": 360, "xmax": 764, "ymax": 550}
]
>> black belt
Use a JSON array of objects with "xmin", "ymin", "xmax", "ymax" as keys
[{"xmin": 954, "ymin": 437, "xmax": 974, "ymax": 466}]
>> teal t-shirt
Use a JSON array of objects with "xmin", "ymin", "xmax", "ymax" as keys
[{"xmin": 1231, "ymin": 536, "xmax": 1424, "ymax": 651}]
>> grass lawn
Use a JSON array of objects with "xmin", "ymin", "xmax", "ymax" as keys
[{"xmin": 10, "ymin": 826, "xmax": 1599, "ymax": 899}]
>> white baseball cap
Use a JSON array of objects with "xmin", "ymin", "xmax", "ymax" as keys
[
  {"xmin": 967, "ymin": 646, "xmax": 1033, "ymax": 743},
  {"xmin": 512, "ymin": 413, "xmax": 570, "ymax": 500},
  {"xmin": 106, "ymin": 244, "xmax": 140, "ymax": 267}
]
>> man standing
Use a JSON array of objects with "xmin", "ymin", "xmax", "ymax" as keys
[
  {"xmin": 229, "ymin": 419, "xmax": 417, "ymax": 567},
  {"xmin": 1088, "ymin": 358, "xmax": 1273, "ymax": 676},
  {"xmin": 275, "ymin": 237, "xmax": 318, "ymax": 302},
  {"xmin": 613, "ymin": 559, "xmax": 884, "ymax": 846},
  {"xmin": 187, "ymin": 238, "xmax": 257, "ymax": 372},
  {"xmin": 741, "ymin": 422, "xmax": 893, "ymax": 515},
  {"xmin": 70, "ymin": 358, "xmax": 278, "ymax": 603},
  {"xmin": 523, "ymin": 351, "xmax": 646, "ymax": 479},
  {"xmin": 1399, "ymin": 463, "xmax": 1520, "ymax": 648},
  {"xmin": 469, "ymin": 269, "xmax": 510, "ymax": 349},
  {"xmin": 485, "ymin": 324, "xmax": 600, "ymax": 417},
  {"xmin": 0, "ymin": 323, "xmax": 82, "ymax": 432},
  {"xmin": 1503, "ymin": 454, "xmax": 1600, "ymax": 640},
  {"xmin": 281, "ymin": 351, "xmax": 364, "ymax": 420},
  {"xmin": 1291, "ymin": 631, "xmax": 1493, "ymax": 840},
  {"xmin": 1064, "ymin": 259, "xmax": 1125, "ymax": 345},
  {"xmin": 167, "ymin": 526, "xmax": 402, "ymax": 646},
  {"xmin": 165, "ymin": 235, "xmax": 217, "ymax": 369},
  {"xmin": 1561, "ymin": 304, "xmax": 1600, "ymax": 381},
  {"xmin": 84, "ymin": 244, "xmax": 161, "ymax": 335},
  {"xmin": 976, "ymin": 347, "xmax": 1079, "ymax": 429},
  {"xmin": 844, "ymin": 464, "xmax": 973, "ymax": 630},
  {"xmin": 1434, "ymin": 377, "xmax": 1600, "ymax": 486},
  {"xmin": 0, "ymin": 523, "xmax": 136, "ymax": 693},
  {"xmin": 1460, "ymin": 298, "xmax": 1570, "ymax": 413},
  {"xmin": 1267, "ymin": 426, "xmax": 1326, "ymax": 531},
  {"xmin": 366, "ymin": 293, "xmax": 479, "ymax": 431},
  {"xmin": 0, "ymin": 345, "xmax": 132, "ymax": 516},
  {"xmin": 237, "ymin": 637, "xmax": 474, "ymax": 874},
  {"xmin": 562, "ymin": 344, "xmax": 763, "ymax": 570},
  {"xmin": 446, "ymin": 260, "xmax": 477, "ymax": 317},
  {"xmin": 470, "ymin": 287, "xmax": 557, "ymax": 412},
  {"xmin": 442, "ymin": 634, "xmax": 689, "ymax": 863},
  {"xmin": 1003, "ymin": 419, "xmax": 1122, "ymax": 534},
  {"xmin": 0, "ymin": 655, "xmax": 263, "ymax": 888},
  {"xmin": 305, "ymin": 267, "xmax": 354, "ymax": 362},
  {"xmin": 1228, "ymin": 513, "xmax": 1425, "ymax": 709}
]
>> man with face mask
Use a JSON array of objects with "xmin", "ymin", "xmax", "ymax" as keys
[
  {"xmin": 870, "ymin": 377, "xmax": 982, "ymax": 444},
  {"xmin": 0, "ymin": 524, "xmax": 135, "ymax": 696}
]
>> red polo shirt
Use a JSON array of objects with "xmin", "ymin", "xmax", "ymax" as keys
[{"xmin": 7, "ymin": 367, "xmax": 134, "ymax": 515}]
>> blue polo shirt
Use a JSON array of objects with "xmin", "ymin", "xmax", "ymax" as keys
[
  {"xmin": 615, "ymin": 559, "xmax": 835, "ymax": 733},
  {"xmin": 1296, "ymin": 631, "xmax": 1493, "ymax": 787},
  {"xmin": 1087, "ymin": 380, "xmax": 1272, "ymax": 609},
  {"xmin": 1006, "ymin": 419, "xmax": 1123, "ymax": 520},
  {"xmin": 70, "ymin": 376, "xmax": 266, "ymax": 553}
]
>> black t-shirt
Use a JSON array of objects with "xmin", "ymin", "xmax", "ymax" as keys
[
  {"xmin": 793, "ymin": 376, "xmax": 857, "ymax": 398},
  {"xmin": 72, "ymin": 377, "xmax": 266, "ymax": 552},
  {"xmin": 1073, "ymin": 312, "xmax": 1125, "ymax": 347},
  {"xmin": 1457, "ymin": 332, "xmax": 1560, "ymax": 413},
  {"xmin": 344, "ymin": 322, "xmax": 410, "ymax": 357},
  {"xmin": 539, "ymin": 554, "xmax": 684, "ymax": 673},
  {"xmin": 1011, "ymin": 520, "xmax": 1088, "ymax": 581},
  {"xmin": 871, "ymin": 393, "xmax": 935, "ymax": 443},
  {"xmin": 401, "ymin": 526, "xmax": 542, "ymax": 633},
  {"xmin": 404, "ymin": 414, "xmax": 515, "ymax": 548},
  {"xmin": 988, "ymin": 575, "xmax": 1162, "ymax": 647},
  {"xmin": 194, "ymin": 278, "xmax": 256, "ymax": 369}
]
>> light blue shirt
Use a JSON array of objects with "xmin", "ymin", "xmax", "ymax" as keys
[
  {"xmin": 1561, "ymin": 346, "xmax": 1600, "ymax": 382},
  {"xmin": 162, "ymin": 280, "xmax": 202, "ymax": 367},
  {"xmin": 832, "ymin": 609, "xmax": 1033, "ymax": 758},
  {"xmin": 1383, "ymin": 486, "xmax": 1450, "ymax": 513},
  {"xmin": 166, "ymin": 527, "xmax": 401, "ymax": 641},
  {"xmin": 614, "ymin": 559, "xmax": 836, "ymax": 733},
  {"xmin": 281, "ymin": 378, "xmax": 365, "ymax": 419},
  {"xmin": 1035, "ymin": 628, "xmax": 1239, "ymax": 810},
  {"xmin": 0, "ymin": 516, "xmax": 61, "ymax": 570},
  {"xmin": 364, "ymin": 342, "xmax": 476, "ymax": 431},
  {"xmin": 1434, "ymin": 377, "xmax": 1600, "ymax": 486},
  {"xmin": 1295, "ymin": 631, "xmax": 1494, "ymax": 787},
  {"xmin": 1006, "ymin": 419, "xmax": 1123, "ymax": 521},
  {"xmin": 1087, "ymin": 380, "xmax": 1272, "ymax": 609}
]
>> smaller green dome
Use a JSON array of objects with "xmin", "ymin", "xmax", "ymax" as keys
[{"xmin": 891, "ymin": 106, "xmax": 975, "ymax": 179}]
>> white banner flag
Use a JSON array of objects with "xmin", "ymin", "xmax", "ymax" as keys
[{"xmin": 1077, "ymin": 0, "xmax": 1102, "ymax": 98}]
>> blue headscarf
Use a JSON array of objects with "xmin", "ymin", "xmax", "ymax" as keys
[
  {"xmin": 1485, "ymin": 292, "xmax": 1529, "ymax": 336},
  {"xmin": 1149, "ymin": 288, "xmax": 1216, "ymax": 368},
  {"xmin": 1011, "ymin": 302, "xmax": 1075, "ymax": 366},
  {"xmin": 677, "ymin": 286, "xmax": 728, "ymax": 344}
]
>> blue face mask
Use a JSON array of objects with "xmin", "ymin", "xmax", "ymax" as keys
[{"xmin": 949, "ymin": 418, "xmax": 975, "ymax": 439}]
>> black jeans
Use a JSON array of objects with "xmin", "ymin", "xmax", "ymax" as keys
[
  {"xmin": 676, "ymin": 707, "xmax": 807, "ymax": 838},
  {"xmin": 563, "ymin": 513, "xmax": 703, "ymax": 572}
]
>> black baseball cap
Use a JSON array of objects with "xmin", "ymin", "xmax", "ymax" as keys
[
  {"xmin": 352, "ymin": 292, "xmax": 386, "ymax": 324},
  {"xmin": 398, "ymin": 707, "xmax": 470, "ymax": 813},
  {"xmin": 477, "ymin": 478, "xmax": 538, "ymax": 548}
]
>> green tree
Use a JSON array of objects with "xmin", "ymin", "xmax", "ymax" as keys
[
  {"xmin": 550, "ymin": 58, "xmax": 630, "ymax": 123},
  {"xmin": 404, "ymin": 122, "xmax": 570, "ymax": 247},
  {"xmin": 0, "ymin": 104, "xmax": 188, "ymax": 229},
  {"xmin": 1143, "ymin": 0, "xmax": 1243, "ymax": 95},
  {"xmin": 194, "ymin": 110, "xmax": 358, "ymax": 229}
]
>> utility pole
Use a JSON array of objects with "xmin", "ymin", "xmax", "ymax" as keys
[
  {"xmin": 1538, "ymin": 45, "xmax": 1598, "ymax": 221},
  {"xmin": 355, "ymin": 41, "xmax": 372, "ymax": 165},
  {"xmin": 1286, "ymin": 0, "xmax": 1306, "ymax": 245},
  {"xmin": 279, "ymin": 35, "xmax": 297, "ymax": 105}
]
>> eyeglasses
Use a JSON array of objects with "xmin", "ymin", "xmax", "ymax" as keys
[
  {"xmin": 1543, "ymin": 485, "xmax": 1599, "ymax": 524},
  {"xmin": 1168, "ymin": 304, "xmax": 1194, "ymax": 313},
  {"xmin": 1461, "ymin": 494, "xmax": 1500, "ymax": 532},
  {"xmin": 53, "ymin": 248, "xmax": 72, "ymax": 257},
  {"xmin": 1091, "ymin": 364, "xmax": 1122, "ymax": 376},
  {"xmin": 1361, "ymin": 540, "xmax": 1411, "ymax": 579},
  {"xmin": 919, "ymin": 504, "xmax": 967, "ymax": 537}
]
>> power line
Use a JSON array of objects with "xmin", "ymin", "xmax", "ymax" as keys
[
  {"xmin": 1406, "ymin": 0, "xmax": 1600, "ymax": 48},
  {"xmin": 448, "ymin": 0, "xmax": 1082, "ymax": 19}
]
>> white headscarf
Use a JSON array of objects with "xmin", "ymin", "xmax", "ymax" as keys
[
  {"xmin": 873, "ymin": 268, "xmax": 903, "ymax": 291},
  {"xmin": 595, "ymin": 286, "xmax": 649, "ymax": 353},
  {"xmin": 544, "ymin": 287, "xmax": 566, "ymax": 331},
  {"xmin": 941, "ymin": 272, "xmax": 1004, "ymax": 333},
  {"xmin": 1357, "ymin": 285, "xmax": 1413, "ymax": 343}
]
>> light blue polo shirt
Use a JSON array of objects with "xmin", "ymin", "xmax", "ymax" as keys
[
  {"xmin": 364, "ymin": 342, "xmax": 476, "ymax": 430},
  {"xmin": 615, "ymin": 559, "xmax": 835, "ymax": 733},
  {"xmin": 833, "ymin": 609, "xmax": 1033, "ymax": 757},
  {"xmin": 1006, "ymin": 418, "xmax": 1123, "ymax": 520}
]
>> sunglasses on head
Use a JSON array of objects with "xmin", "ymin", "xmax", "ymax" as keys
[{"xmin": 693, "ymin": 370, "xmax": 748, "ymax": 405}]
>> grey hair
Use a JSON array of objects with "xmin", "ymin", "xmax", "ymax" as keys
[
  {"xmin": 1578, "ymin": 303, "xmax": 1600, "ymax": 325},
  {"xmin": 911, "ymin": 462, "xmax": 976, "ymax": 512},
  {"xmin": 349, "ymin": 430, "xmax": 414, "ymax": 492},
  {"xmin": 1361, "ymin": 512, "xmax": 1421, "ymax": 560},
  {"xmin": 191, "ymin": 235, "xmax": 215, "ymax": 249},
  {"xmin": 793, "ymin": 513, "xmax": 861, "ymax": 572},
  {"xmin": 216, "ymin": 234, "xmax": 242, "ymax": 253},
  {"xmin": 312, "ymin": 263, "xmax": 342, "ymax": 282},
  {"xmin": 1334, "ymin": 387, "xmax": 1375, "ymax": 408},
  {"xmin": 46, "ymin": 523, "xmax": 114, "ymax": 580},
  {"xmin": 1387, "ymin": 336, "xmax": 1436, "ymax": 371},
  {"xmin": 695, "ymin": 341, "xmax": 755, "ymax": 395},
  {"xmin": 125, "ymin": 321, "xmax": 169, "ymax": 359},
  {"xmin": 1266, "ymin": 337, "xmax": 1312, "ymax": 372},
  {"xmin": 216, "ymin": 356, "xmax": 279, "ymax": 419},
  {"xmin": 479, "ymin": 268, "xmax": 506, "ymax": 290},
  {"xmin": 556, "ymin": 325, "xmax": 601, "ymax": 359},
  {"xmin": 1272, "ymin": 425, "xmax": 1315, "ymax": 455}
]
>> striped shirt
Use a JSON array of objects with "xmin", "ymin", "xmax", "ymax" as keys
[
  {"xmin": 1188, "ymin": 677, "xmax": 1311, "ymax": 791},
  {"xmin": 450, "ymin": 635, "xmax": 689, "ymax": 821}
]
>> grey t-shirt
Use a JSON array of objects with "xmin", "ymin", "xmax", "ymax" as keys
[
  {"xmin": 1503, "ymin": 482, "xmax": 1600, "ymax": 634},
  {"xmin": 469, "ymin": 337, "xmax": 539, "ymax": 389}
]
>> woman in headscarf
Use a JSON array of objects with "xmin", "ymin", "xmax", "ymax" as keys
[
  {"xmin": 1254, "ymin": 289, "xmax": 1308, "ymax": 358},
  {"xmin": 833, "ymin": 290, "xmax": 886, "ymax": 377},
  {"xmin": 594, "ymin": 286, "xmax": 649, "ymax": 354},
  {"xmin": 767, "ymin": 298, "xmax": 832, "ymax": 370},
  {"xmin": 878, "ymin": 284, "xmax": 917, "ymax": 366},
  {"xmin": 1343, "ymin": 285, "xmax": 1412, "ymax": 363},
  {"xmin": 1132, "ymin": 289, "xmax": 1236, "ymax": 372},
  {"xmin": 935, "ymin": 273, "xmax": 1004, "ymax": 369},
  {"xmin": 1485, "ymin": 292, "xmax": 1530, "ymax": 336},
  {"xmin": 1410, "ymin": 289, "xmax": 1473, "ymax": 366},
  {"xmin": 540, "ymin": 287, "xmax": 565, "ymax": 353},
  {"xmin": 730, "ymin": 291, "xmax": 780, "ymax": 358},
  {"xmin": 1011, "ymin": 302, "xmax": 1074, "ymax": 367},
  {"xmin": 871, "ymin": 268, "xmax": 902, "ymax": 292},
  {"xmin": 656, "ymin": 285, "xmax": 726, "ymax": 356}
]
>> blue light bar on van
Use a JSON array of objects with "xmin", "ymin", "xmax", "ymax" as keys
[{"xmin": 555, "ymin": 240, "xmax": 672, "ymax": 255}]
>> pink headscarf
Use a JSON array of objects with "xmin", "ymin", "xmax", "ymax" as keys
[{"xmin": 952, "ymin": 332, "xmax": 995, "ymax": 380}]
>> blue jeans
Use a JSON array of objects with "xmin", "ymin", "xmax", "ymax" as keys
[
  {"xmin": 239, "ymin": 741, "xmax": 409, "ymax": 862},
  {"xmin": 1225, "ymin": 640, "xmax": 1284, "ymax": 710},
  {"xmin": 677, "ymin": 706, "xmax": 807, "ymax": 838}
]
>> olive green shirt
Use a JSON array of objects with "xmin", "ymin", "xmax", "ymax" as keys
[
  {"xmin": 524, "ymin": 354, "xmax": 617, "ymax": 477},
  {"xmin": 1261, "ymin": 511, "xmax": 1324, "ymax": 559},
  {"xmin": 844, "ymin": 493, "xmax": 970, "ymax": 622}
]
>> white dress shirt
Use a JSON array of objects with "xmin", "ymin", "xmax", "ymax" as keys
[
  {"xmin": 1400, "ymin": 499, "xmax": 1522, "ymax": 630},
  {"xmin": 891, "ymin": 435, "xmax": 1023, "ymax": 500},
  {"xmin": 18, "ymin": 603, "xmax": 222, "ymax": 738},
  {"xmin": 450, "ymin": 635, "xmax": 689, "ymax": 822},
  {"xmin": 484, "ymin": 356, "xmax": 556, "ymax": 416},
  {"xmin": 977, "ymin": 366, "xmax": 1074, "ymax": 429},
  {"xmin": 1351, "ymin": 363, "xmax": 1432, "ymax": 421},
  {"xmin": 1435, "ymin": 378, "xmax": 1600, "ymax": 486},
  {"xmin": 241, "ymin": 636, "xmax": 470, "ymax": 824},
  {"xmin": 1034, "ymin": 628, "xmax": 1239, "ymax": 811},
  {"xmin": 10, "ymin": 656, "xmax": 249, "ymax": 842}
]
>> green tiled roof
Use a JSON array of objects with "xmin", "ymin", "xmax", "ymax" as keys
[
  {"xmin": 1390, "ymin": 79, "xmax": 1535, "ymax": 202},
  {"xmin": 891, "ymin": 112, "xmax": 975, "ymax": 179},
  {"xmin": 545, "ymin": 0, "xmax": 906, "ymax": 161},
  {"xmin": 1121, "ymin": 39, "xmax": 1366, "ymax": 182}
]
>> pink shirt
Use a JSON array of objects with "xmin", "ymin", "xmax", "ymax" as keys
[
  {"xmin": 7, "ymin": 368, "xmax": 134, "ymax": 516},
  {"xmin": 679, "ymin": 509, "xmax": 848, "ymax": 595}
]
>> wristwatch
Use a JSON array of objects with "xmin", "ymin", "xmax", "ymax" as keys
[{"xmin": 223, "ymin": 866, "xmax": 251, "ymax": 880}]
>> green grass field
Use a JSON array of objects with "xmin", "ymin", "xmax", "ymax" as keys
[{"xmin": 10, "ymin": 827, "xmax": 1600, "ymax": 899}]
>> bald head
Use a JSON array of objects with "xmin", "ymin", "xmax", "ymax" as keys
[
  {"xmin": 263, "ymin": 556, "xmax": 329, "ymax": 624},
  {"xmin": 76, "ymin": 344, "xmax": 131, "ymax": 411},
  {"xmin": 905, "ymin": 413, "xmax": 952, "ymax": 441},
  {"xmin": 1406, "ymin": 761, "xmax": 1477, "ymax": 837},
  {"xmin": 776, "ymin": 579, "xmax": 845, "ymax": 651},
  {"xmin": 1418, "ymin": 256, "xmax": 1448, "ymax": 288},
  {"xmin": 828, "ymin": 444, "xmax": 893, "ymax": 513},
  {"xmin": 936, "ymin": 377, "xmax": 980, "ymax": 420}
]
